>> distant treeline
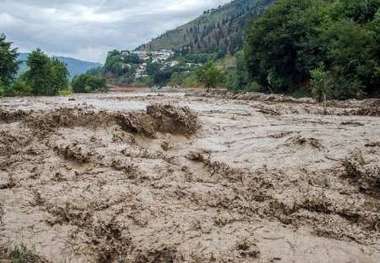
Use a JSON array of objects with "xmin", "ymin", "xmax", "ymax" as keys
[{"xmin": 0, "ymin": 33, "xmax": 107, "ymax": 97}]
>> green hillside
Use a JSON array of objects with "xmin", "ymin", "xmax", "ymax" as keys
[{"xmin": 137, "ymin": 0, "xmax": 275, "ymax": 54}]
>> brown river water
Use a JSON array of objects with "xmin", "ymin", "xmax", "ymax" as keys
[{"xmin": 0, "ymin": 91, "xmax": 379, "ymax": 262}]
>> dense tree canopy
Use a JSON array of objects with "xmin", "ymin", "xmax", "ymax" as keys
[
  {"xmin": 23, "ymin": 49, "xmax": 69, "ymax": 96},
  {"xmin": 0, "ymin": 33, "xmax": 18, "ymax": 88},
  {"xmin": 244, "ymin": 0, "xmax": 380, "ymax": 99}
]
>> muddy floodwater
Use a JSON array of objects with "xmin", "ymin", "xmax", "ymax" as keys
[{"xmin": 0, "ymin": 91, "xmax": 379, "ymax": 262}]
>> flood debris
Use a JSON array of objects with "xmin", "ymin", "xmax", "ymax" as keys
[
  {"xmin": 0, "ymin": 103, "xmax": 200, "ymax": 138},
  {"xmin": 342, "ymin": 153, "xmax": 380, "ymax": 195},
  {"xmin": 285, "ymin": 135, "xmax": 324, "ymax": 150},
  {"xmin": 146, "ymin": 103, "xmax": 200, "ymax": 135}
]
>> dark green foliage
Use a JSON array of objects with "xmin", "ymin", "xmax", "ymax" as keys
[
  {"xmin": 72, "ymin": 73, "xmax": 108, "ymax": 93},
  {"xmin": 51, "ymin": 58, "xmax": 70, "ymax": 94},
  {"xmin": 104, "ymin": 50, "xmax": 125, "ymax": 76},
  {"xmin": 0, "ymin": 33, "xmax": 19, "ymax": 87},
  {"xmin": 245, "ymin": 0, "xmax": 325, "ymax": 93},
  {"xmin": 25, "ymin": 49, "xmax": 52, "ymax": 95},
  {"xmin": 23, "ymin": 49, "xmax": 69, "ymax": 96},
  {"xmin": 146, "ymin": 62, "xmax": 161, "ymax": 77},
  {"xmin": 104, "ymin": 50, "xmax": 139, "ymax": 84},
  {"xmin": 180, "ymin": 53, "xmax": 217, "ymax": 64},
  {"xmin": 332, "ymin": 0, "xmax": 380, "ymax": 24},
  {"xmin": 244, "ymin": 0, "xmax": 380, "ymax": 99}
]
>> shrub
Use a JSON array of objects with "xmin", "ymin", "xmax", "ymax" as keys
[
  {"xmin": 0, "ymin": 80, "xmax": 5, "ymax": 97},
  {"xmin": 58, "ymin": 88, "xmax": 73, "ymax": 96},
  {"xmin": 310, "ymin": 65, "xmax": 332, "ymax": 102},
  {"xmin": 11, "ymin": 78, "xmax": 33, "ymax": 96},
  {"xmin": 196, "ymin": 61, "xmax": 224, "ymax": 91},
  {"xmin": 72, "ymin": 74, "xmax": 108, "ymax": 93}
]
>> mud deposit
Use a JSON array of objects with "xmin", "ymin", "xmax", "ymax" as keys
[{"xmin": 0, "ymin": 92, "xmax": 379, "ymax": 262}]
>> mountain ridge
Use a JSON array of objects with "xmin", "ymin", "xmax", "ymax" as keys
[{"xmin": 137, "ymin": 0, "xmax": 275, "ymax": 54}]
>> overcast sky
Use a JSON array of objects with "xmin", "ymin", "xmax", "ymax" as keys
[{"xmin": 0, "ymin": 0, "xmax": 230, "ymax": 63}]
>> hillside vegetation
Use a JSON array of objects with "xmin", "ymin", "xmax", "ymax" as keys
[
  {"xmin": 244, "ymin": 0, "xmax": 380, "ymax": 99},
  {"xmin": 137, "ymin": 0, "xmax": 275, "ymax": 54}
]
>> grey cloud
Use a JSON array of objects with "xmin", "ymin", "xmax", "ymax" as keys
[{"xmin": 0, "ymin": 0, "xmax": 230, "ymax": 62}]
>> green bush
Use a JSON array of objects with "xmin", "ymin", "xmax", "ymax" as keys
[
  {"xmin": 310, "ymin": 65, "xmax": 332, "ymax": 102},
  {"xmin": 11, "ymin": 78, "xmax": 33, "ymax": 96},
  {"xmin": 58, "ymin": 88, "xmax": 73, "ymax": 96},
  {"xmin": 72, "ymin": 74, "xmax": 108, "ymax": 93},
  {"xmin": 245, "ymin": 82, "xmax": 262, "ymax": 92},
  {"xmin": 196, "ymin": 61, "xmax": 224, "ymax": 91}
]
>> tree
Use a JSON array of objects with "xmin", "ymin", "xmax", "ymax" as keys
[
  {"xmin": 24, "ymin": 49, "xmax": 69, "ymax": 96},
  {"xmin": 245, "ymin": 0, "xmax": 325, "ymax": 93},
  {"xmin": 320, "ymin": 20, "xmax": 373, "ymax": 98},
  {"xmin": 25, "ymin": 49, "xmax": 52, "ymax": 95},
  {"xmin": 104, "ymin": 50, "xmax": 124, "ymax": 76},
  {"xmin": 244, "ymin": 0, "xmax": 380, "ymax": 99},
  {"xmin": 196, "ymin": 61, "xmax": 224, "ymax": 92},
  {"xmin": 50, "ymin": 58, "xmax": 70, "ymax": 94},
  {"xmin": 331, "ymin": 0, "xmax": 380, "ymax": 24},
  {"xmin": 0, "ymin": 33, "xmax": 19, "ymax": 87}
]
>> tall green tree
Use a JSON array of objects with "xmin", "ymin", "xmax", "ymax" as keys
[
  {"xmin": 0, "ymin": 33, "xmax": 19, "ymax": 87},
  {"xmin": 24, "ymin": 49, "xmax": 69, "ymax": 96},
  {"xmin": 25, "ymin": 49, "xmax": 53, "ymax": 95},
  {"xmin": 50, "ymin": 58, "xmax": 70, "ymax": 94},
  {"xmin": 245, "ymin": 0, "xmax": 326, "ymax": 93},
  {"xmin": 104, "ymin": 50, "xmax": 124, "ymax": 76}
]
